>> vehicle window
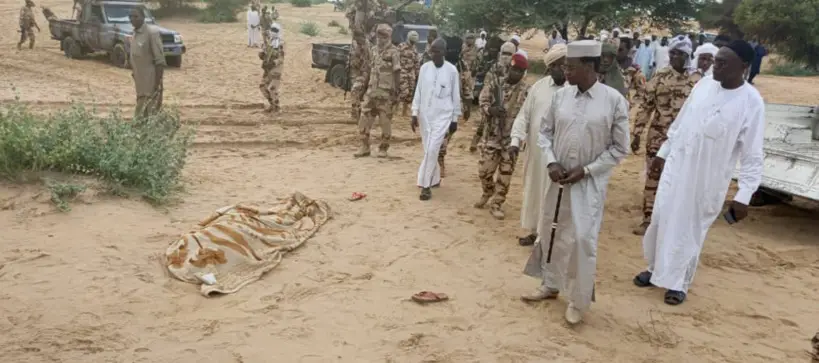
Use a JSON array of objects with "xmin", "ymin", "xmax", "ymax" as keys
[{"xmin": 102, "ymin": 4, "xmax": 154, "ymax": 24}]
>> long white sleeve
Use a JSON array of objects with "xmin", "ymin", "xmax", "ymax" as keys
[
  {"xmin": 411, "ymin": 64, "xmax": 425, "ymax": 117},
  {"xmin": 585, "ymin": 95, "xmax": 631, "ymax": 176},
  {"xmin": 733, "ymin": 101, "xmax": 766, "ymax": 205},
  {"xmin": 510, "ymin": 84, "xmax": 534, "ymax": 148},
  {"xmin": 538, "ymin": 91, "xmax": 560, "ymax": 166},
  {"xmin": 450, "ymin": 64, "xmax": 462, "ymax": 122}
]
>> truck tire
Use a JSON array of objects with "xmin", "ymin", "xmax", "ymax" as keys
[
  {"xmin": 329, "ymin": 64, "xmax": 347, "ymax": 89},
  {"xmin": 111, "ymin": 43, "xmax": 129, "ymax": 69},
  {"xmin": 63, "ymin": 37, "xmax": 83, "ymax": 59},
  {"xmin": 166, "ymin": 55, "xmax": 182, "ymax": 68}
]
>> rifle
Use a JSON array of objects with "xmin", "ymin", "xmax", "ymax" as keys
[{"xmin": 493, "ymin": 69, "xmax": 505, "ymax": 140}]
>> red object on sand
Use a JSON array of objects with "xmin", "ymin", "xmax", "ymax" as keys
[
  {"xmin": 411, "ymin": 291, "xmax": 449, "ymax": 304},
  {"xmin": 349, "ymin": 192, "xmax": 366, "ymax": 201}
]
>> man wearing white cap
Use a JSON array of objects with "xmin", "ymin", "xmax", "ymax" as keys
[
  {"xmin": 693, "ymin": 42, "xmax": 719, "ymax": 77},
  {"xmin": 522, "ymin": 40, "xmax": 630, "ymax": 324},
  {"xmin": 510, "ymin": 44, "xmax": 567, "ymax": 246},
  {"xmin": 635, "ymin": 37, "xmax": 655, "ymax": 80},
  {"xmin": 509, "ymin": 35, "xmax": 528, "ymax": 58}
]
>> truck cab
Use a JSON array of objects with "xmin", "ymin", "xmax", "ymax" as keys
[{"xmin": 50, "ymin": 0, "xmax": 185, "ymax": 68}]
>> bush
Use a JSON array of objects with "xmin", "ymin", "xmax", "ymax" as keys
[
  {"xmin": 311, "ymin": 0, "xmax": 326, "ymax": 4},
  {"xmin": 198, "ymin": 0, "xmax": 243, "ymax": 23},
  {"xmin": 151, "ymin": 5, "xmax": 201, "ymax": 19},
  {"xmin": 338, "ymin": 27, "xmax": 348, "ymax": 35},
  {"xmin": 767, "ymin": 62, "xmax": 819, "ymax": 77},
  {"xmin": 300, "ymin": 21, "xmax": 320, "ymax": 36},
  {"xmin": 528, "ymin": 61, "xmax": 546, "ymax": 75},
  {"xmin": 0, "ymin": 102, "xmax": 194, "ymax": 204},
  {"xmin": 328, "ymin": 20, "xmax": 340, "ymax": 27},
  {"xmin": 291, "ymin": 0, "xmax": 311, "ymax": 7}
]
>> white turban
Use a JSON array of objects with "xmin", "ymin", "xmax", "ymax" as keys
[
  {"xmin": 669, "ymin": 35, "xmax": 692, "ymax": 55},
  {"xmin": 694, "ymin": 42, "xmax": 719, "ymax": 58},
  {"xmin": 543, "ymin": 43, "xmax": 567, "ymax": 67},
  {"xmin": 511, "ymin": 34, "xmax": 521, "ymax": 43}
]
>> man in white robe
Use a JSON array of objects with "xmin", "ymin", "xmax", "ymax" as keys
[
  {"xmin": 653, "ymin": 37, "xmax": 670, "ymax": 71},
  {"xmin": 509, "ymin": 44, "xmax": 567, "ymax": 246},
  {"xmin": 693, "ymin": 42, "xmax": 718, "ymax": 77},
  {"xmin": 411, "ymin": 38, "xmax": 462, "ymax": 201},
  {"xmin": 247, "ymin": 6, "xmax": 260, "ymax": 47},
  {"xmin": 510, "ymin": 35, "xmax": 528, "ymax": 58},
  {"xmin": 634, "ymin": 40, "xmax": 765, "ymax": 306},
  {"xmin": 522, "ymin": 40, "xmax": 630, "ymax": 324}
]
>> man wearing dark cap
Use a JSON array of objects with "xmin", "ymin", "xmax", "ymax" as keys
[{"xmin": 634, "ymin": 40, "xmax": 765, "ymax": 307}]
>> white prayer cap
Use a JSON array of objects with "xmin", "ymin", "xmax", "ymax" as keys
[
  {"xmin": 694, "ymin": 42, "xmax": 719, "ymax": 58},
  {"xmin": 543, "ymin": 43, "xmax": 567, "ymax": 67},
  {"xmin": 271, "ymin": 22, "xmax": 281, "ymax": 31},
  {"xmin": 500, "ymin": 41, "xmax": 516, "ymax": 53},
  {"xmin": 567, "ymin": 40, "xmax": 602, "ymax": 58},
  {"xmin": 511, "ymin": 34, "xmax": 521, "ymax": 43},
  {"xmin": 612, "ymin": 28, "xmax": 621, "ymax": 34},
  {"xmin": 621, "ymin": 29, "xmax": 632, "ymax": 38}
]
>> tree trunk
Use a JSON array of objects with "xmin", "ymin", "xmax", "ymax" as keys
[{"xmin": 578, "ymin": 17, "xmax": 592, "ymax": 39}]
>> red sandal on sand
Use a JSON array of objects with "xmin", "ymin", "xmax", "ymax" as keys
[
  {"xmin": 349, "ymin": 192, "xmax": 367, "ymax": 201},
  {"xmin": 411, "ymin": 291, "xmax": 449, "ymax": 304}
]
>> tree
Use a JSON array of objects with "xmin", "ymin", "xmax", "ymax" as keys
[
  {"xmin": 734, "ymin": 0, "xmax": 819, "ymax": 69},
  {"xmin": 435, "ymin": 0, "xmax": 701, "ymax": 40},
  {"xmin": 697, "ymin": 0, "xmax": 744, "ymax": 39}
]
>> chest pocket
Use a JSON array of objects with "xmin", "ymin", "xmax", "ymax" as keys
[
  {"xmin": 376, "ymin": 53, "xmax": 394, "ymax": 90},
  {"xmin": 703, "ymin": 110, "xmax": 729, "ymax": 140},
  {"xmin": 437, "ymin": 76, "xmax": 452, "ymax": 98}
]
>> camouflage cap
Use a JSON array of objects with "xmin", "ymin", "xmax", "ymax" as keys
[
  {"xmin": 376, "ymin": 23, "xmax": 392, "ymax": 37},
  {"xmin": 601, "ymin": 43, "xmax": 617, "ymax": 55}
]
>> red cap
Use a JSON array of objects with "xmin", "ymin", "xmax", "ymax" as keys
[{"xmin": 511, "ymin": 53, "xmax": 529, "ymax": 70}]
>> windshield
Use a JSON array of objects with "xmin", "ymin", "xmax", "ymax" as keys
[{"xmin": 103, "ymin": 4, "xmax": 155, "ymax": 24}]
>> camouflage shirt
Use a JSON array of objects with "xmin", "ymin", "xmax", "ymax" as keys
[
  {"xmin": 479, "ymin": 77, "xmax": 528, "ymax": 150},
  {"xmin": 460, "ymin": 44, "xmax": 479, "ymax": 73},
  {"xmin": 19, "ymin": 6, "xmax": 36, "ymax": 29},
  {"xmin": 633, "ymin": 66, "xmax": 702, "ymax": 155},
  {"xmin": 262, "ymin": 41, "xmax": 284, "ymax": 72},
  {"xmin": 366, "ymin": 43, "xmax": 401, "ymax": 99},
  {"xmin": 623, "ymin": 63, "xmax": 647, "ymax": 104},
  {"xmin": 350, "ymin": 38, "xmax": 372, "ymax": 76},
  {"xmin": 398, "ymin": 42, "xmax": 420, "ymax": 102}
]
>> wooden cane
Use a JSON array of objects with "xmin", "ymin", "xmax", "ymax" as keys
[{"xmin": 546, "ymin": 185, "xmax": 564, "ymax": 263}]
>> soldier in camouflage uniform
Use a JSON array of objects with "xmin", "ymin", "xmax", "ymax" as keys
[
  {"xmin": 259, "ymin": 24, "xmax": 285, "ymax": 113},
  {"xmin": 397, "ymin": 31, "xmax": 420, "ymax": 116},
  {"xmin": 346, "ymin": 0, "xmax": 385, "ymax": 120},
  {"xmin": 18, "ymin": 0, "xmax": 39, "ymax": 50},
  {"xmin": 475, "ymin": 53, "xmax": 529, "ymax": 219},
  {"xmin": 469, "ymin": 41, "xmax": 516, "ymax": 152},
  {"xmin": 630, "ymin": 36, "xmax": 701, "ymax": 235},
  {"xmin": 354, "ymin": 23, "xmax": 400, "ymax": 158},
  {"xmin": 260, "ymin": 6, "xmax": 273, "ymax": 47}
]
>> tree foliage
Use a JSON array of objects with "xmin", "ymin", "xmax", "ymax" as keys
[
  {"xmin": 697, "ymin": 0, "xmax": 744, "ymax": 39},
  {"xmin": 734, "ymin": 0, "xmax": 819, "ymax": 69},
  {"xmin": 434, "ymin": 0, "xmax": 701, "ymax": 39}
]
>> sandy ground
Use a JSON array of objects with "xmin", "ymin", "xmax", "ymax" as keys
[{"xmin": 2, "ymin": 2, "xmax": 819, "ymax": 363}]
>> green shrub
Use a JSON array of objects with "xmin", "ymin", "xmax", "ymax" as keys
[
  {"xmin": 338, "ymin": 27, "xmax": 348, "ymax": 35},
  {"xmin": 290, "ymin": 0, "xmax": 311, "ymax": 7},
  {"xmin": 528, "ymin": 61, "xmax": 546, "ymax": 75},
  {"xmin": 310, "ymin": 0, "xmax": 326, "ymax": 4},
  {"xmin": 198, "ymin": 0, "xmax": 243, "ymax": 23},
  {"xmin": 767, "ymin": 62, "xmax": 819, "ymax": 77},
  {"xmin": 328, "ymin": 19, "xmax": 340, "ymax": 27},
  {"xmin": 152, "ymin": 5, "xmax": 201, "ymax": 20},
  {"xmin": 300, "ymin": 21, "xmax": 320, "ymax": 36},
  {"xmin": 0, "ymin": 102, "xmax": 195, "ymax": 204}
]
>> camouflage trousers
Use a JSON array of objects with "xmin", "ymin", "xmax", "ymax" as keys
[
  {"xmin": 478, "ymin": 147, "xmax": 517, "ymax": 209},
  {"xmin": 642, "ymin": 131, "xmax": 669, "ymax": 223},
  {"xmin": 18, "ymin": 26, "xmax": 35, "ymax": 49},
  {"xmin": 470, "ymin": 114, "xmax": 486, "ymax": 150},
  {"xmin": 350, "ymin": 74, "xmax": 367, "ymax": 120},
  {"xmin": 437, "ymin": 128, "xmax": 455, "ymax": 177},
  {"xmin": 358, "ymin": 94, "xmax": 392, "ymax": 151},
  {"xmin": 260, "ymin": 67, "xmax": 282, "ymax": 111}
]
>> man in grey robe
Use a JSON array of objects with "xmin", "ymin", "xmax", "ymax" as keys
[{"xmin": 522, "ymin": 40, "xmax": 630, "ymax": 325}]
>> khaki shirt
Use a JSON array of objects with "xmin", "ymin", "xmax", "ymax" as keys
[
  {"xmin": 19, "ymin": 6, "xmax": 36, "ymax": 29},
  {"xmin": 479, "ymin": 77, "xmax": 529, "ymax": 150},
  {"xmin": 366, "ymin": 43, "xmax": 400, "ymax": 99},
  {"xmin": 130, "ymin": 24, "xmax": 166, "ymax": 96},
  {"xmin": 633, "ymin": 66, "xmax": 701, "ymax": 155}
]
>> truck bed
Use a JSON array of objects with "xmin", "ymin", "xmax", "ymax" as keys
[
  {"xmin": 734, "ymin": 104, "xmax": 819, "ymax": 201},
  {"xmin": 311, "ymin": 43, "xmax": 350, "ymax": 69}
]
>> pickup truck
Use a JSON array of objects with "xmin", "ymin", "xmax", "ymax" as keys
[
  {"xmin": 311, "ymin": 24, "xmax": 435, "ymax": 92},
  {"xmin": 737, "ymin": 104, "xmax": 819, "ymax": 206},
  {"xmin": 47, "ymin": 0, "xmax": 186, "ymax": 68}
]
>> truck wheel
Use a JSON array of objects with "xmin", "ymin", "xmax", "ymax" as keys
[
  {"xmin": 111, "ymin": 43, "xmax": 129, "ymax": 69},
  {"xmin": 166, "ymin": 55, "xmax": 182, "ymax": 68},
  {"xmin": 329, "ymin": 64, "xmax": 347, "ymax": 89},
  {"xmin": 63, "ymin": 37, "xmax": 83, "ymax": 59}
]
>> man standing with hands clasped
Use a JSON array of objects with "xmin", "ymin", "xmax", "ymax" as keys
[
  {"xmin": 634, "ymin": 40, "xmax": 765, "ymax": 306},
  {"xmin": 522, "ymin": 40, "xmax": 630, "ymax": 325},
  {"xmin": 129, "ymin": 6, "xmax": 165, "ymax": 119},
  {"xmin": 411, "ymin": 39, "xmax": 461, "ymax": 201}
]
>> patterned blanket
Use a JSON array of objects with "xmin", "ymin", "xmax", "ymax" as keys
[{"xmin": 165, "ymin": 192, "xmax": 331, "ymax": 296}]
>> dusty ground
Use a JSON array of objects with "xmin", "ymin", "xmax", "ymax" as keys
[{"xmin": 2, "ymin": 2, "xmax": 819, "ymax": 363}]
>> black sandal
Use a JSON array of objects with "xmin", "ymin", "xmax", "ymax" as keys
[
  {"xmin": 633, "ymin": 271, "xmax": 654, "ymax": 287},
  {"xmin": 518, "ymin": 234, "xmax": 537, "ymax": 246},
  {"xmin": 664, "ymin": 290, "xmax": 686, "ymax": 305},
  {"xmin": 419, "ymin": 188, "xmax": 431, "ymax": 201}
]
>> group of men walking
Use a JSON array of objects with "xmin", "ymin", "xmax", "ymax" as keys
[{"xmin": 409, "ymin": 28, "xmax": 765, "ymax": 325}]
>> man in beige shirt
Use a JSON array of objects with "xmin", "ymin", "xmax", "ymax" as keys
[{"xmin": 129, "ymin": 7, "xmax": 166, "ymax": 118}]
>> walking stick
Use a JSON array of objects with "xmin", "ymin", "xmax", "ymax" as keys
[{"xmin": 545, "ymin": 185, "xmax": 564, "ymax": 263}]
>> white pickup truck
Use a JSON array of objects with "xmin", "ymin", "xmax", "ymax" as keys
[{"xmin": 740, "ymin": 103, "xmax": 819, "ymax": 205}]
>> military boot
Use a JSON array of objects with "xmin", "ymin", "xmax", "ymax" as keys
[
  {"xmin": 473, "ymin": 195, "xmax": 490, "ymax": 209},
  {"xmin": 354, "ymin": 136, "xmax": 370, "ymax": 158},
  {"xmin": 376, "ymin": 142, "xmax": 389, "ymax": 158},
  {"xmin": 490, "ymin": 204, "xmax": 505, "ymax": 220}
]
